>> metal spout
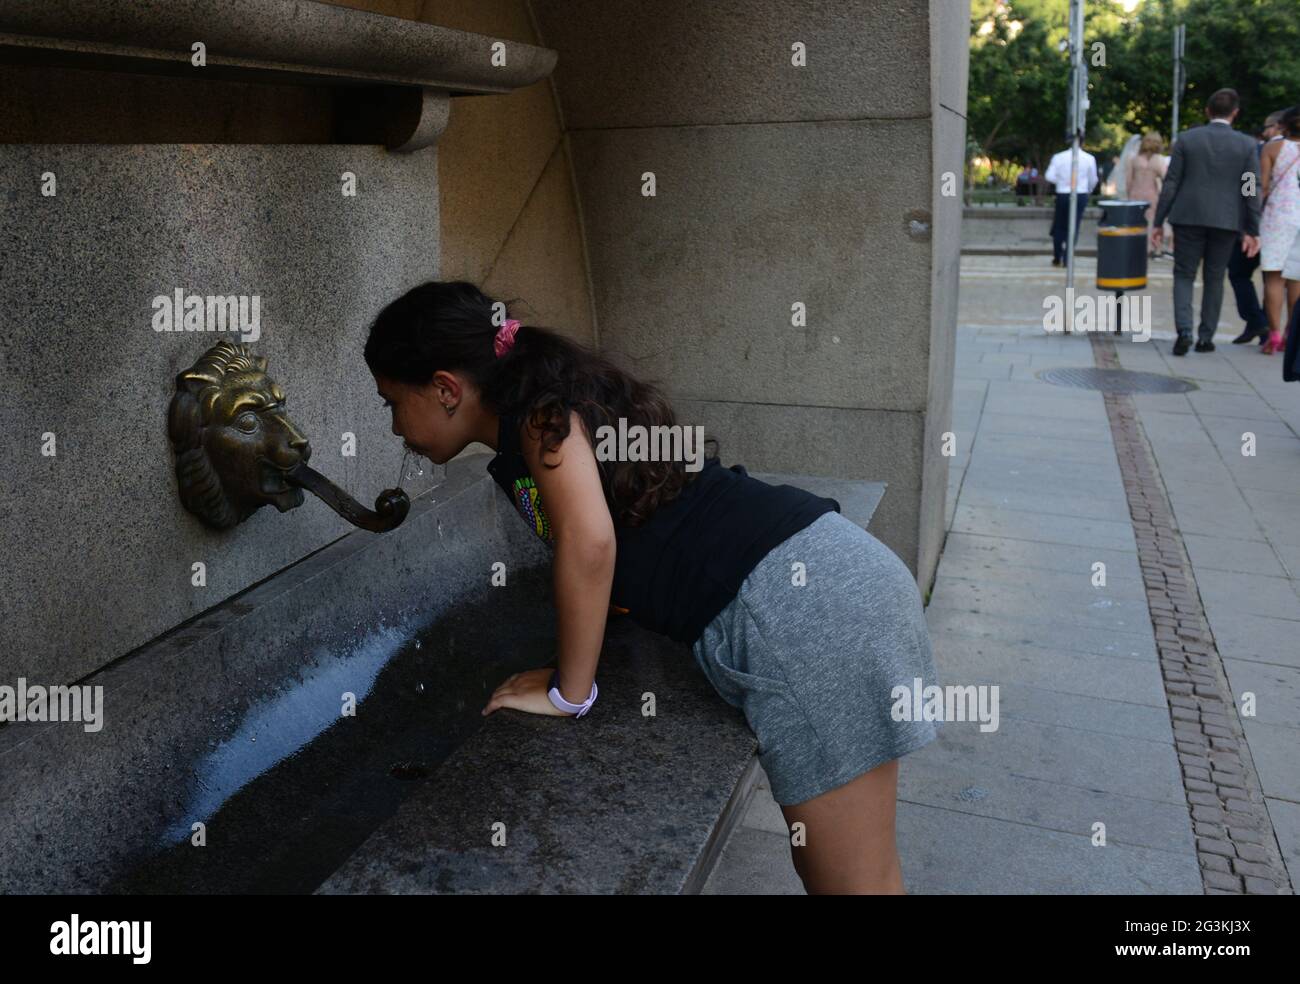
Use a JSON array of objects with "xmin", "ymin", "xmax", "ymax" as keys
[{"xmin": 284, "ymin": 462, "xmax": 409, "ymax": 533}]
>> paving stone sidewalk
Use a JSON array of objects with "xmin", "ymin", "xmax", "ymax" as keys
[{"xmin": 704, "ymin": 255, "xmax": 1297, "ymax": 894}]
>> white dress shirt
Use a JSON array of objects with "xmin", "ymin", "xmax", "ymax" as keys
[{"xmin": 1044, "ymin": 148, "xmax": 1099, "ymax": 194}]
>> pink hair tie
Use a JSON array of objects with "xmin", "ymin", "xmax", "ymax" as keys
[{"xmin": 493, "ymin": 318, "xmax": 521, "ymax": 357}]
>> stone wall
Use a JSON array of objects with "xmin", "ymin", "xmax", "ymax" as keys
[
  {"xmin": 0, "ymin": 142, "xmax": 443, "ymax": 684},
  {"xmin": 0, "ymin": 0, "xmax": 969, "ymax": 688},
  {"xmin": 527, "ymin": 0, "xmax": 968, "ymax": 586},
  {"xmin": 0, "ymin": 1, "xmax": 553, "ymax": 684}
]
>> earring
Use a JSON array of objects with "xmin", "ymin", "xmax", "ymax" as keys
[{"xmin": 443, "ymin": 403, "xmax": 456, "ymax": 417}]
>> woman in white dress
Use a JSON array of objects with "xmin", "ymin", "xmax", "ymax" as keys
[{"xmin": 1114, "ymin": 134, "xmax": 1141, "ymax": 198}]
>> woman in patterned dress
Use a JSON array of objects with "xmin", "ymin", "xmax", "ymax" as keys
[{"xmin": 1258, "ymin": 107, "xmax": 1300, "ymax": 354}]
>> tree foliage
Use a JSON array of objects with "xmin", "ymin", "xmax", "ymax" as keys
[{"xmin": 970, "ymin": 0, "xmax": 1300, "ymax": 170}]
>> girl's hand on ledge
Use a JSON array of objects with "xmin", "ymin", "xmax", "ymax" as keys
[{"xmin": 482, "ymin": 668, "xmax": 575, "ymax": 718}]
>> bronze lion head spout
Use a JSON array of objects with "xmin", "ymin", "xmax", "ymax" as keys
[{"xmin": 168, "ymin": 341, "xmax": 409, "ymax": 533}]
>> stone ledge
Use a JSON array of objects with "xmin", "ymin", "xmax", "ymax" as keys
[
  {"xmin": 964, "ymin": 206, "xmax": 1103, "ymax": 219},
  {"xmin": 0, "ymin": 0, "xmax": 555, "ymax": 93},
  {"xmin": 747, "ymin": 472, "xmax": 885, "ymax": 534},
  {"xmin": 317, "ymin": 471, "xmax": 885, "ymax": 895},
  {"xmin": 315, "ymin": 613, "xmax": 761, "ymax": 895},
  {"xmin": 0, "ymin": 0, "xmax": 557, "ymax": 149},
  {"xmin": 963, "ymin": 245, "xmax": 1099, "ymax": 257}
]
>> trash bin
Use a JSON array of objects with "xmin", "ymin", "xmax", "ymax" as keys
[{"xmin": 1096, "ymin": 199, "xmax": 1149, "ymax": 291}]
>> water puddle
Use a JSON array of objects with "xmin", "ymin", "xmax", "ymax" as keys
[{"xmin": 106, "ymin": 566, "xmax": 555, "ymax": 894}]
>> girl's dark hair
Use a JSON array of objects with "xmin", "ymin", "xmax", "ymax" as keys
[{"xmin": 364, "ymin": 280, "xmax": 692, "ymax": 526}]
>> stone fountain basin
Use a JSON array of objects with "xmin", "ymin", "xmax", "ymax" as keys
[
  {"xmin": 0, "ymin": 458, "xmax": 731, "ymax": 893},
  {"xmin": 0, "ymin": 455, "xmax": 882, "ymax": 894}
]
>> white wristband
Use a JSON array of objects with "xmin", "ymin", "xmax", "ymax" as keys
[{"xmin": 547, "ymin": 670, "xmax": 598, "ymax": 717}]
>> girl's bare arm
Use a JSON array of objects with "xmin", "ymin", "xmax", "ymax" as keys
[{"xmin": 521, "ymin": 410, "xmax": 616, "ymax": 705}]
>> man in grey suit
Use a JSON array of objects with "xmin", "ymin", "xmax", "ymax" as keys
[{"xmin": 1152, "ymin": 88, "xmax": 1262, "ymax": 355}]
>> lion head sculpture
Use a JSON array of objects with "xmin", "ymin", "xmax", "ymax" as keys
[{"xmin": 168, "ymin": 340, "xmax": 312, "ymax": 529}]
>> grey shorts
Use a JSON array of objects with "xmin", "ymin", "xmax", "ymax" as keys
[{"xmin": 691, "ymin": 511, "xmax": 941, "ymax": 806}]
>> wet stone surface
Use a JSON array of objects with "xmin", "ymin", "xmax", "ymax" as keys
[{"xmin": 106, "ymin": 567, "xmax": 557, "ymax": 894}]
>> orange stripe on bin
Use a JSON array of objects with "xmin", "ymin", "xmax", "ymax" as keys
[
  {"xmin": 1098, "ymin": 226, "xmax": 1148, "ymax": 235},
  {"xmin": 1097, "ymin": 277, "xmax": 1147, "ymax": 288}
]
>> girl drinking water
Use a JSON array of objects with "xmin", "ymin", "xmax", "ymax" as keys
[{"xmin": 363, "ymin": 281, "xmax": 941, "ymax": 895}]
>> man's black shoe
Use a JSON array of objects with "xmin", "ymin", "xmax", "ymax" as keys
[
  {"xmin": 1195, "ymin": 339, "xmax": 1215, "ymax": 352},
  {"xmin": 1232, "ymin": 328, "xmax": 1267, "ymax": 344},
  {"xmin": 1173, "ymin": 335, "xmax": 1191, "ymax": 356}
]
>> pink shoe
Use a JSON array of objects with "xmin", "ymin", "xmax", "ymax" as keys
[{"xmin": 1262, "ymin": 332, "xmax": 1284, "ymax": 354}]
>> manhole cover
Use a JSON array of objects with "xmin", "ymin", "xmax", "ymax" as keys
[{"xmin": 1035, "ymin": 367, "xmax": 1198, "ymax": 394}]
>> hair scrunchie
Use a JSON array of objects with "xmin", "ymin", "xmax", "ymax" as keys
[{"xmin": 493, "ymin": 318, "xmax": 521, "ymax": 358}]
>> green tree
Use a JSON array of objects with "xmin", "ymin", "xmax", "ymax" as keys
[
  {"xmin": 969, "ymin": 0, "xmax": 1129, "ymax": 171},
  {"xmin": 1104, "ymin": 0, "xmax": 1300, "ymax": 138},
  {"xmin": 969, "ymin": 0, "xmax": 1300, "ymax": 177}
]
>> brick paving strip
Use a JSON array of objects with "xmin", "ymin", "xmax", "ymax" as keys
[{"xmin": 1090, "ymin": 332, "xmax": 1293, "ymax": 895}]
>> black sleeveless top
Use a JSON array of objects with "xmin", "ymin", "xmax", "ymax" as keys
[{"xmin": 486, "ymin": 413, "xmax": 840, "ymax": 644}]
